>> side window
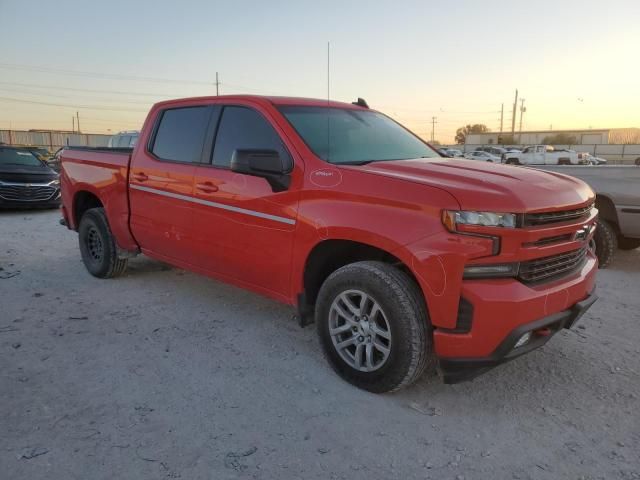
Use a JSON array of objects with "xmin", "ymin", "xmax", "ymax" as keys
[
  {"xmin": 522, "ymin": 147, "xmax": 530, "ymax": 154},
  {"xmin": 151, "ymin": 106, "xmax": 210, "ymax": 162},
  {"xmin": 212, "ymin": 106, "xmax": 289, "ymax": 168}
]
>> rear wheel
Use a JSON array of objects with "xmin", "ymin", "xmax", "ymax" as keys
[
  {"xmin": 506, "ymin": 158, "xmax": 520, "ymax": 165},
  {"xmin": 78, "ymin": 207, "xmax": 128, "ymax": 278},
  {"xmin": 315, "ymin": 261, "xmax": 434, "ymax": 393},
  {"xmin": 618, "ymin": 236, "xmax": 640, "ymax": 251},
  {"xmin": 593, "ymin": 219, "xmax": 617, "ymax": 268}
]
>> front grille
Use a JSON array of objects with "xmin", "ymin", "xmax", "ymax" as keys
[
  {"xmin": 0, "ymin": 184, "xmax": 57, "ymax": 201},
  {"xmin": 524, "ymin": 203, "xmax": 593, "ymax": 226},
  {"xmin": 518, "ymin": 247, "xmax": 588, "ymax": 284},
  {"xmin": 525, "ymin": 233, "xmax": 573, "ymax": 247}
]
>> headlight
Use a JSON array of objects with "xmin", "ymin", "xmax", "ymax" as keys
[
  {"xmin": 442, "ymin": 210, "xmax": 517, "ymax": 231},
  {"xmin": 50, "ymin": 179, "xmax": 60, "ymax": 186}
]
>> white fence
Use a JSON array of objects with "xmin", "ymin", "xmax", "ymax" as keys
[
  {"xmin": 0, "ymin": 130, "xmax": 111, "ymax": 151},
  {"xmin": 441, "ymin": 144, "xmax": 640, "ymax": 164}
]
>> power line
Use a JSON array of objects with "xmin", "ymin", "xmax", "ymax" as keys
[
  {"xmin": 0, "ymin": 80, "xmax": 176, "ymax": 98},
  {"xmin": 0, "ymin": 63, "xmax": 214, "ymax": 86},
  {"xmin": 0, "ymin": 96, "xmax": 148, "ymax": 112},
  {"xmin": 0, "ymin": 87, "xmax": 157, "ymax": 105}
]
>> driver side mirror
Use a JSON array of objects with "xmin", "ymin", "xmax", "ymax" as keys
[{"xmin": 230, "ymin": 149, "xmax": 292, "ymax": 192}]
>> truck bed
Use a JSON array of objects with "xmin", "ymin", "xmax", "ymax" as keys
[{"xmin": 60, "ymin": 146, "xmax": 136, "ymax": 250}]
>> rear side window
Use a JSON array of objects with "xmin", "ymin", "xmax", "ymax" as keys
[
  {"xmin": 212, "ymin": 106, "xmax": 289, "ymax": 168},
  {"xmin": 151, "ymin": 106, "xmax": 210, "ymax": 162}
]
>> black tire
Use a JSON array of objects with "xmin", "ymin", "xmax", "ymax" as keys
[
  {"xmin": 78, "ymin": 207, "xmax": 128, "ymax": 278},
  {"xmin": 315, "ymin": 261, "xmax": 434, "ymax": 393},
  {"xmin": 506, "ymin": 158, "xmax": 520, "ymax": 165},
  {"xmin": 593, "ymin": 219, "xmax": 617, "ymax": 268},
  {"xmin": 618, "ymin": 236, "xmax": 640, "ymax": 251},
  {"xmin": 558, "ymin": 158, "xmax": 570, "ymax": 165},
  {"xmin": 635, "ymin": 157, "xmax": 640, "ymax": 166}
]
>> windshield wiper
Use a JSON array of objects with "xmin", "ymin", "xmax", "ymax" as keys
[{"xmin": 335, "ymin": 160, "xmax": 375, "ymax": 165}]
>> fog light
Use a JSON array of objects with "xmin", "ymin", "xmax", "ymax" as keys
[
  {"xmin": 514, "ymin": 332, "xmax": 532, "ymax": 349},
  {"xmin": 463, "ymin": 263, "xmax": 519, "ymax": 279}
]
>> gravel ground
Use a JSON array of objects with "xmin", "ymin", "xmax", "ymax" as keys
[{"xmin": 1, "ymin": 209, "xmax": 639, "ymax": 480}]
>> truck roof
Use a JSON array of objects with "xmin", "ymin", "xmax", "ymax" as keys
[{"xmin": 152, "ymin": 95, "xmax": 367, "ymax": 110}]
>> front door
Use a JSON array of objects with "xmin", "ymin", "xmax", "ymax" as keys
[
  {"xmin": 191, "ymin": 104, "xmax": 301, "ymax": 299},
  {"xmin": 129, "ymin": 105, "xmax": 213, "ymax": 264}
]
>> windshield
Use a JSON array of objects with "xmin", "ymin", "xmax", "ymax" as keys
[
  {"xmin": 278, "ymin": 106, "xmax": 439, "ymax": 164},
  {"xmin": 0, "ymin": 147, "xmax": 44, "ymax": 167}
]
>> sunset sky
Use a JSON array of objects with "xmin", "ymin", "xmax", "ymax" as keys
[{"xmin": 1, "ymin": 0, "xmax": 638, "ymax": 143}]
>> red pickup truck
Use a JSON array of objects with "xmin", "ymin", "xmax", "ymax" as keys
[{"xmin": 60, "ymin": 95, "xmax": 598, "ymax": 392}]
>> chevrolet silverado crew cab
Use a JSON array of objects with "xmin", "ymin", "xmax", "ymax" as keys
[{"xmin": 60, "ymin": 95, "xmax": 598, "ymax": 392}]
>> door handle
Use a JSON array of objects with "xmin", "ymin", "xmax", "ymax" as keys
[
  {"xmin": 132, "ymin": 172, "xmax": 148, "ymax": 182},
  {"xmin": 196, "ymin": 182, "xmax": 218, "ymax": 193}
]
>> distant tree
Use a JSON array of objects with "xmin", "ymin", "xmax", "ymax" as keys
[
  {"xmin": 542, "ymin": 133, "xmax": 578, "ymax": 145},
  {"xmin": 455, "ymin": 124, "xmax": 490, "ymax": 144},
  {"xmin": 497, "ymin": 134, "xmax": 516, "ymax": 145}
]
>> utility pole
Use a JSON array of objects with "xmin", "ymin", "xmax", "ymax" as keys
[
  {"xmin": 76, "ymin": 111, "xmax": 81, "ymax": 133},
  {"xmin": 499, "ymin": 103, "xmax": 504, "ymax": 134},
  {"xmin": 72, "ymin": 116, "xmax": 75, "ymax": 133},
  {"xmin": 215, "ymin": 72, "xmax": 220, "ymax": 96},
  {"xmin": 518, "ymin": 98, "xmax": 526, "ymax": 135},
  {"xmin": 511, "ymin": 89, "xmax": 518, "ymax": 135},
  {"xmin": 431, "ymin": 116, "xmax": 437, "ymax": 142}
]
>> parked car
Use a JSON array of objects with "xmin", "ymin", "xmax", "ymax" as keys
[
  {"xmin": 475, "ymin": 146, "xmax": 508, "ymax": 156},
  {"xmin": 581, "ymin": 154, "xmax": 607, "ymax": 165},
  {"xmin": 0, "ymin": 145, "xmax": 60, "ymax": 208},
  {"xmin": 60, "ymin": 95, "xmax": 597, "ymax": 392},
  {"xmin": 533, "ymin": 165, "xmax": 640, "ymax": 267},
  {"xmin": 437, "ymin": 148, "xmax": 452, "ymax": 157},
  {"xmin": 465, "ymin": 151, "xmax": 501, "ymax": 162},
  {"xmin": 443, "ymin": 148, "xmax": 464, "ymax": 158},
  {"xmin": 107, "ymin": 130, "xmax": 139, "ymax": 148},
  {"xmin": 504, "ymin": 145, "xmax": 580, "ymax": 165}
]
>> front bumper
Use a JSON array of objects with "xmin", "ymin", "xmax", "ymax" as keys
[{"xmin": 439, "ymin": 291, "xmax": 597, "ymax": 383}]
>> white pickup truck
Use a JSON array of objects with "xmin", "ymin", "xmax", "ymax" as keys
[{"xmin": 504, "ymin": 145, "xmax": 580, "ymax": 165}]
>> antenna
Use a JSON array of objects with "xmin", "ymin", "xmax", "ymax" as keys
[
  {"xmin": 327, "ymin": 41, "xmax": 330, "ymax": 103},
  {"xmin": 327, "ymin": 41, "xmax": 331, "ymax": 162}
]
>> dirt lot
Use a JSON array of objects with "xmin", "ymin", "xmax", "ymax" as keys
[{"xmin": 1, "ymin": 209, "xmax": 639, "ymax": 480}]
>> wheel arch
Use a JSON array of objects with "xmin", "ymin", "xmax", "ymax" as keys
[
  {"xmin": 298, "ymin": 238, "xmax": 423, "ymax": 324},
  {"xmin": 595, "ymin": 193, "xmax": 619, "ymax": 232},
  {"xmin": 73, "ymin": 190, "xmax": 104, "ymax": 230}
]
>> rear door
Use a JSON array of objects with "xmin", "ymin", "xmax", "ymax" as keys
[
  {"xmin": 129, "ymin": 105, "xmax": 213, "ymax": 264},
  {"xmin": 191, "ymin": 103, "xmax": 301, "ymax": 298}
]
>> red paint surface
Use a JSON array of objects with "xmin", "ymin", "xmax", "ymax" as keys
[{"xmin": 61, "ymin": 95, "xmax": 598, "ymax": 360}]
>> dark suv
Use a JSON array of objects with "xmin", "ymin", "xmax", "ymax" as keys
[{"xmin": 0, "ymin": 146, "xmax": 60, "ymax": 208}]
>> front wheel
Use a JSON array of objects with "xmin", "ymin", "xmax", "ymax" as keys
[
  {"xmin": 593, "ymin": 219, "xmax": 617, "ymax": 268},
  {"xmin": 78, "ymin": 207, "xmax": 128, "ymax": 278},
  {"xmin": 315, "ymin": 261, "xmax": 434, "ymax": 393}
]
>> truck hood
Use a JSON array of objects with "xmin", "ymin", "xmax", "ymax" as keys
[{"xmin": 355, "ymin": 158, "xmax": 594, "ymax": 212}]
